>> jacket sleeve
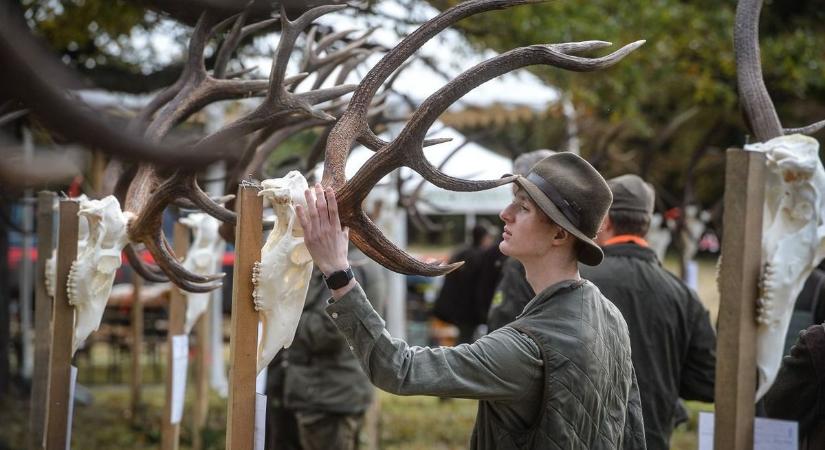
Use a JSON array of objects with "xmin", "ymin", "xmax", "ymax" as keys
[
  {"xmin": 326, "ymin": 283, "xmax": 544, "ymax": 401},
  {"xmin": 679, "ymin": 294, "xmax": 717, "ymax": 402},
  {"xmin": 763, "ymin": 324, "xmax": 825, "ymax": 438}
]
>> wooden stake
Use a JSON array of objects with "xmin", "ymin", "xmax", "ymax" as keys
[
  {"xmin": 29, "ymin": 192, "xmax": 55, "ymax": 450},
  {"xmin": 161, "ymin": 223, "xmax": 189, "ymax": 450},
  {"xmin": 192, "ymin": 312, "xmax": 210, "ymax": 450},
  {"xmin": 130, "ymin": 274, "xmax": 144, "ymax": 421},
  {"xmin": 715, "ymin": 148, "xmax": 765, "ymax": 450},
  {"xmin": 226, "ymin": 185, "xmax": 262, "ymax": 450},
  {"xmin": 44, "ymin": 200, "xmax": 78, "ymax": 450}
]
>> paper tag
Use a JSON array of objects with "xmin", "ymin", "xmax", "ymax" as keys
[
  {"xmin": 170, "ymin": 334, "xmax": 189, "ymax": 424},
  {"xmin": 254, "ymin": 393, "xmax": 267, "ymax": 450},
  {"xmin": 698, "ymin": 412, "xmax": 798, "ymax": 450},
  {"xmin": 66, "ymin": 365, "xmax": 78, "ymax": 450}
]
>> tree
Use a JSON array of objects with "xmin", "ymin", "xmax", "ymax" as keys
[{"xmin": 424, "ymin": 0, "xmax": 825, "ymax": 208}]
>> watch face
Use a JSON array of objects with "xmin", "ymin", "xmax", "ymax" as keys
[{"xmin": 325, "ymin": 267, "xmax": 353, "ymax": 289}]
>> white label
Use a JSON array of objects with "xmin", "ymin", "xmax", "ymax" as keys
[
  {"xmin": 698, "ymin": 412, "xmax": 798, "ymax": 450},
  {"xmin": 66, "ymin": 365, "xmax": 78, "ymax": 450},
  {"xmin": 254, "ymin": 393, "xmax": 267, "ymax": 450},
  {"xmin": 170, "ymin": 334, "xmax": 189, "ymax": 424}
]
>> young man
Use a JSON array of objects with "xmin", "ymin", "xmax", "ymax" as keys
[
  {"xmin": 579, "ymin": 174, "xmax": 716, "ymax": 450},
  {"xmin": 296, "ymin": 153, "xmax": 646, "ymax": 449}
]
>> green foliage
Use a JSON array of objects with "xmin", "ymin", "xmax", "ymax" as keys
[{"xmin": 19, "ymin": 0, "xmax": 154, "ymax": 70}]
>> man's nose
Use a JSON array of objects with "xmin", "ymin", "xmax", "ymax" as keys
[{"xmin": 499, "ymin": 205, "xmax": 513, "ymax": 223}]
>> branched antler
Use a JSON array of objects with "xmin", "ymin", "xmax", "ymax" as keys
[
  {"xmin": 323, "ymin": 0, "xmax": 643, "ymax": 276},
  {"xmin": 122, "ymin": 4, "xmax": 359, "ymax": 291}
]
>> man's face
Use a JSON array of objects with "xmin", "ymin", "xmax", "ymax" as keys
[{"xmin": 498, "ymin": 188, "xmax": 558, "ymax": 260}]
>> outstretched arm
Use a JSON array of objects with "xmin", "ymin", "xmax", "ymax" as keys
[{"xmin": 296, "ymin": 184, "xmax": 543, "ymax": 401}]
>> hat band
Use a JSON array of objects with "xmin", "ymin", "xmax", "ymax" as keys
[{"xmin": 526, "ymin": 172, "xmax": 582, "ymax": 228}]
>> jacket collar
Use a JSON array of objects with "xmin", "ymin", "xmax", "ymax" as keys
[
  {"xmin": 517, "ymin": 278, "xmax": 585, "ymax": 319},
  {"xmin": 602, "ymin": 242, "xmax": 660, "ymax": 263}
]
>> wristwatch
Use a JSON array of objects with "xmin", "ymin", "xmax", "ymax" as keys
[{"xmin": 323, "ymin": 266, "xmax": 354, "ymax": 290}]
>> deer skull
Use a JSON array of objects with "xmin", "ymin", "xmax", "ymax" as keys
[
  {"xmin": 179, "ymin": 213, "xmax": 223, "ymax": 334},
  {"xmin": 252, "ymin": 171, "xmax": 314, "ymax": 374},
  {"xmin": 67, "ymin": 195, "xmax": 130, "ymax": 355},
  {"xmin": 744, "ymin": 134, "xmax": 825, "ymax": 399}
]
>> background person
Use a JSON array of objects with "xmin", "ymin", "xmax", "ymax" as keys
[{"xmin": 580, "ymin": 174, "xmax": 716, "ymax": 450}]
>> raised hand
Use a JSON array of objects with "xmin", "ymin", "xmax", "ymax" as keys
[{"xmin": 296, "ymin": 184, "xmax": 350, "ymax": 278}]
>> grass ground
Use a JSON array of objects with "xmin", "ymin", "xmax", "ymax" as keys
[
  {"xmin": 0, "ymin": 386, "xmax": 712, "ymax": 449},
  {"xmin": 1, "ymin": 254, "xmax": 721, "ymax": 449}
]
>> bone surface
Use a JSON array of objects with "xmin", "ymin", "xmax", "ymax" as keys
[
  {"xmin": 253, "ymin": 171, "xmax": 314, "ymax": 374},
  {"xmin": 67, "ymin": 195, "xmax": 130, "ymax": 355},
  {"xmin": 179, "ymin": 213, "xmax": 224, "ymax": 333},
  {"xmin": 744, "ymin": 134, "xmax": 825, "ymax": 399}
]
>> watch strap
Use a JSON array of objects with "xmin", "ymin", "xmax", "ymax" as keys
[{"xmin": 323, "ymin": 266, "xmax": 354, "ymax": 290}]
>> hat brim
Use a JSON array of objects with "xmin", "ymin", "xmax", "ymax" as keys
[{"xmin": 508, "ymin": 174, "xmax": 604, "ymax": 266}]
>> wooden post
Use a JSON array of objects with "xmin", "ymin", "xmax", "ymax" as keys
[
  {"xmin": 29, "ymin": 192, "xmax": 55, "ymax": 450},
  {"xmin": 130, "ymin": 274, "xmax": 144, "ymax": 421},
  {"xmin": 161, "ymin": 223, "xmax": 189, "ymax": 450},
  {"xmin": 225, "ymin": 185, "xmax": 262, "ymax": 450},
  {"xmin": 715, "ymin": 148, "xmax": 765, "ymax": 450},
  {"xmin": 44, "ymin": 200, "xmax": 78, "ymax": 450},
  {"xmin": 192, "ymin": 312, "xmax": 210, "ymax": 450}
]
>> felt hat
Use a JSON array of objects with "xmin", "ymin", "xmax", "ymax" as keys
[{"xmin": 509, "ymin": 153, "xmax": 612, "ymax": 266}]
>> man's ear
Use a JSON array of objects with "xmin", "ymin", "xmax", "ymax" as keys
[
  {"xmin": 600, "ymin": 216, "xmax": 613, "ymax": 234},
  {"xmin": 552, "ymin": 225, "xmax": 572, "ymax": 245}
]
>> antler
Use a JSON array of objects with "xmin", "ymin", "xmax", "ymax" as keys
[
  {"xmin": 323, "ymin": 0, "xmax": 643, "ymax": 276},
  {"xmin": 735, "ymin": 0, "xmax": 825, "ymax": 141}
]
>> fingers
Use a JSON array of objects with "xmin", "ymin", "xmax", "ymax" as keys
[
  {"xmin": 325, "ymin": 187, "xmax": 342, "ymax": 231},
  {"xmin": 314, "ymin": 183, "xmax": 329, "ymax": 230},
  {"xmin": 304, "ymin": 187, "xmax": 320, "ymax": 234}
]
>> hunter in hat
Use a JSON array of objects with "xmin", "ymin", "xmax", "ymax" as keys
[{"xmin": 296, "ymin": 153, "xmax": 646, "ymax": 449}]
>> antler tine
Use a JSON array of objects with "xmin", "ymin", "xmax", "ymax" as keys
[
  {"xmin": 312, "ymin": 29, "xmax": 378, "ymax": 77},
  {"xmin": 347, "ymin": 209, "xmax": 463, "ymax": 276},
  {"xmin": 157, "ymin": 229, "xmax": 225, "ymax": 283},
  {"xmin": 269, "ymin": 4, "xmax": 348, "ymax": 98},
  {"xmin": 317, "ymin": 28, "xmax": 359, "ymax": 53},
  {"xmin": 184, "ymin": 175, "xmax": 239, "ymax": 224},
  {"xmin": 300, "ymin": 26, "xmax": 321, "ymax": 73},
  {"xmin": 322, "ymin": 0, "xmax": 546, "ymax": 188},
  {"xmin": 357, "ymin": 127, "xmax": 451, "ymax": 152},
  {"xmin": 334, "ymin": 49, "xmax": 373, "ymax": 86},
  {"xmin": 785, "ymin": 119, "xmax": 825, "ymax": 136},
  {"xmin": 124, "ymin": 243, "xmax": 170, "ymax": 283},
  {"xmin": 213, "ymin": 8, "xmax": 251, "ymax": 79},
  {"xmin": 734, "ymin": 0, "xmax": 783, "ymax": 141}
]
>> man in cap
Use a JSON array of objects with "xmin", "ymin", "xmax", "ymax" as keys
[
  {"xmin": 295, "ymin": 153, "xmax": 646, "ymax": 449},
  {"xmin": 579, "ymin": 174, "xmax": 716, "ymax": 450}
]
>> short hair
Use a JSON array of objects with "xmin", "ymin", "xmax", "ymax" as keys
[{"xmin": 608, "ymin": 209, "xmax": 651, "ymax": 236}]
